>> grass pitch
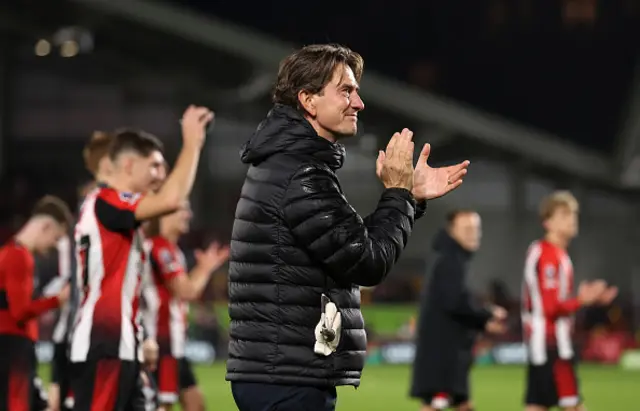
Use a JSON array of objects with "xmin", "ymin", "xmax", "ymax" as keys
[{"xmin": 39, "ymin": 362, "xmax": 637, "ymax": 410}]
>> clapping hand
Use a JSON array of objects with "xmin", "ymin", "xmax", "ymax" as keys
[
  {"xmin": 411, "ymin": 143, "xmax": 469, "ymax": 200},
  {"xmin": 485, "ymin": 306, "xmax": 507, "ymax": 335},
  {"xmin": 194, "ymin": 241, "xmax": 230, "ymax": 272},
  {"xmin": 376, "ymin": 129, "xmax": 415, "ymax": 191},
  {"xmin": 491, "ymin": 306, "xmax": 508, "ymax": 321},
  {"xmin": 376, "ymin": 129, "xmax": 470, "ymax": 200},
  {"xmin": 485, "ymin": 319, "xmax": 507, "ymax": 334},
  {"xmin": 597, "ymin": 285, "xmax": 618, "ymax": 306},
  {"xmin": 577, "ymin": 280, "xmax": 608, "ymax": 306}
]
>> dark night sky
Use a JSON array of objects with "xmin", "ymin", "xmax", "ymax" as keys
[{"xmin": 172, "ymin": 0, "xmax": 640, "ymax": 154}]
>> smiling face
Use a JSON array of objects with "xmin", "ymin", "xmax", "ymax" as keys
[
  {"xmin": 115, "ymin": 150, "xmax": 166, "ymax": 194},
  {"xmin": 298, "ymin": 63, "xmax": 365, "ymax": 141}
]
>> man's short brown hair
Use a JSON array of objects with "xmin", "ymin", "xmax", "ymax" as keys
[
  {"xmin": 446, "ymin": 209, "xmax": 477, "ymax": 228},
  {"xmin": 109, "ymin": 128, "xmax": 164, "ymax": 161},
  {"xmin": 83, "ymin": 131, "xmax": 113, "ymax": 175},
  {"xmin": 273, "ymin": 44, "xmax": 364, "ymax": 110},
  {"xmin": 539, "ymin": 190, "xmax": 579, "ymax": 222},
  {"xmin": 32, "ymin": 195, "xmax": 73, "ymax": 228}
]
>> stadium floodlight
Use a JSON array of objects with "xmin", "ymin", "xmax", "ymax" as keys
[
  {"xmin": 59, "ymin": 40, "xmax": 79, "ymax": 58},
  {"xmin": 52, "ymin": 26, "xmax": 94, "ymax": 57},
  {"xmin": 34, "ymin": 39, "xmax": 51, "ymax": 57}
]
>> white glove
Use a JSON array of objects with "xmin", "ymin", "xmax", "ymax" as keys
[{"xmin": 314, "ymin": 295, "xmax": 342, "ymax": 356}]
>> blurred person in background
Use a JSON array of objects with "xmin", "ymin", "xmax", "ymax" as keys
[
  {"xmin": 48, "ymin": 130, "xmax": 114, "ymax": 411},
  {"xmin": 522, "ymin": 191, "xmax": 617, "ymax": 411},
  {"xmin": 142, "ymin": 200, "xmax": 229, "ymax": 411},
  {"xmin": 140, "ymin": 337, "xmax": 160, "ymax": 411},
  {"xmin": 410, "ymin": 209, "xmax": 507, "ymax": 411},
  {"xmin": 226, "ymin": 43, "xmax": 469, "ymax": 411},
  {"xmin": 0, "ymin": 196, "xmax": 73, "ymax": 411},
  {"xmin": 138, "ymin": 160, "xmax": 170, "ymax": 411},
  {"xmin": 69, "ymin": 106, "xmax": 212, "ymax": 411}
]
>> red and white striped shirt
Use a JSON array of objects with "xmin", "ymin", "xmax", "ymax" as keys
[
  {"xmin": 70, "ymin": 184, "xmax": 146, "ymax": 363},
  {"xmin": 522, "ymin": 240, "xmax": 580, "ymax": 364},
  {"xmin": 49, "ymin": 236, "xmax": 73, "ymax": 344},
  {"xmin": 141, "ymin": 236, "xmax": 188, "ymax": 358}
]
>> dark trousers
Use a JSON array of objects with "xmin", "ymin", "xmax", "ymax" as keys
[{"xmin": 231, "ymin": 382, "xmax": 337, "ymax": 411}]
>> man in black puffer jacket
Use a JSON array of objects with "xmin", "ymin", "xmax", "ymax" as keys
[{"xmin": 226, "ymin": 44, "xmax": 470, "ymax": 411}]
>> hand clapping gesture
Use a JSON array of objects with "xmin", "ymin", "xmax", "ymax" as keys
[
  {"xmin": 577, "ymin": 280, "xmax": 618, "ymax": 306},
  {"xmin": 377, "ymin": 128, "xmax": 470, "ymax": 200},
  {"xmin": 376, "ymin": 128, "xmax": 415, "ymax": 191},
  {"xmin": 194, "ymin": 241, "xmax": 230, "ymax": 273}
]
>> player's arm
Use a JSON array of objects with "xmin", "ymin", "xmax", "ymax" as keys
[
  {"xmin": 134, "ymin": 140, "xmax": 201, "ymax": 221},
  {"xmin": 534, "ymin": 258, "xmax": 581, "ymax": 320},
  {"xmin": 166, "ymin": 267, "xmax": 209, "ymax": 302},
  {"xmin": 156, "ymin": 244, "xmax": 228, "ymax": 301},
  {"xmin": 47, "ymin": 384, "xmax": 61, "ymax": 411},
  {"xmin": 282, "ymin": 166, "xmax": 418, "ymax": 287},
  {"xmin": 434, "ymin": 255, "xmax": 492, "ymax": 329},
  {"xmin": 135, "ymin": 106, "xmax": 212, "ymax": 221},
  {"xmin": 42, "ymin": 236, "xmax": 72, "ymax": 297},
  {"xmin": 5, "ymin": 250, "xmax": 60, "ymax": 324}
]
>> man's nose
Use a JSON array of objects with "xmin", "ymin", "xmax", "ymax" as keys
[{"xmin": 351, "ymin": 93, "xmax": 365, "ymax": 111}]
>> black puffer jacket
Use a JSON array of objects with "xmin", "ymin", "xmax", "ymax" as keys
[{"xmin": 226, "ymin": 104, "xmax": 424, "ymax": 388}]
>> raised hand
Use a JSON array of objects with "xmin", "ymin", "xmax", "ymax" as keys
[
  {"xmin": 194, "ymin": 241, "xmax": 230, "ymax": 272},
  {"xmin": 181, "ymin": 105, "xmax": 214, "ymax": 148},
  {"xmin": 376, "ymin": 128, "xmax": 415, "ymax": 191},
  {"xmin": 411, "ymin": 143, "xmax": 470, "ymax": 200}
]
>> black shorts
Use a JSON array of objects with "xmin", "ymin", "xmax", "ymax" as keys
[
  {"xmin": 50, "ymin": 342, "xmax": 73, "ymax": 411},
  {"xmin": 154, "ymin": 356, "xmax": 198, "ymax": 404},
  {"xmin": 0, "ymin": 335, "xmax": 37, "ymax": 411},
  {"xmin": 70, "ymin": 359, "xmax": 146, "ymax": 411},
  {"xmin": 525, "ymin": 348, "xmax": 581, "ymax": 408}
]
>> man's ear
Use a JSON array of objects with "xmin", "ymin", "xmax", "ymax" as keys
[
  {"xmin": 541, "ymin": 218, "xmax": 549, "ymax": 232},
  {"xmin": 98, "ymin": 156, "xmax": 113, "ymax": 177},
  {"xmin": 41, "ymin": 218, "xmax": 55, "ymax": 234},
  {"xmin": 120, "ymin": 156, "xmax": 134, "ymax": 176},
  {"xmin": 298, "ymin": 90, "xmax": 317, "ymax": 117}
]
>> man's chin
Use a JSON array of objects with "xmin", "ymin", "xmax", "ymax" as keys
[{"xmin": 333, "ymin": 127, "xmax": 358, "ymax": 140}]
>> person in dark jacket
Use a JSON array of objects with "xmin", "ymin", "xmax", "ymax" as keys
[
  {"xmin": 411, "ymin": 209, "xmax": 507, "ymax": 411},
  {"xmin": 226, "ymin": 44, "xmax": 470, "ymax": 411}
]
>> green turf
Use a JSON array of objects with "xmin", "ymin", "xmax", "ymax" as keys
[
  {"xmin": 38, "ymin": 363, "xmax": 637, "ymax": 410},
  {"xmin": 213, "ymin": 303, "xmax": 417, "ymax": 336}
]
